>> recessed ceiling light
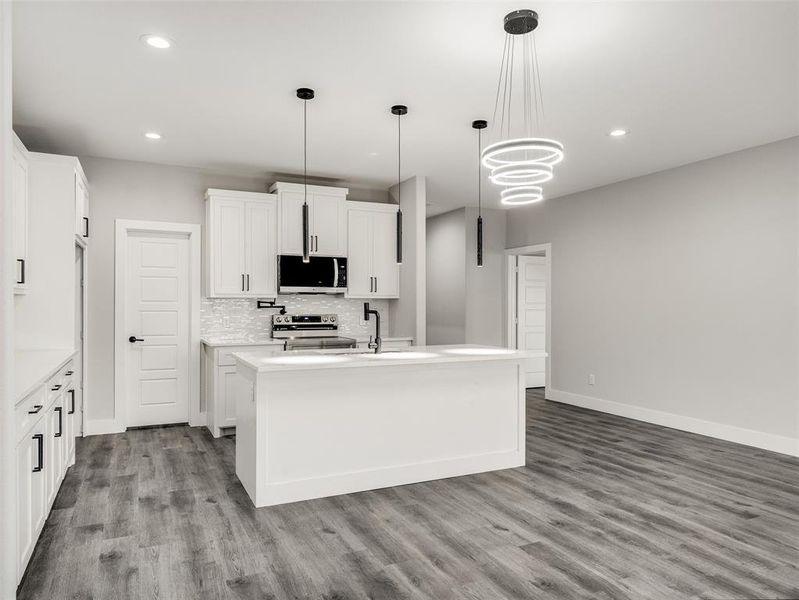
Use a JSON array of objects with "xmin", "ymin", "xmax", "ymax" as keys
[
  {"xmin": 141, "ymin": 34, "xmax": 172, "ymax": 49},
  {"xmin": 609, "ymin": 128, "xmax": 628, "ymax": 137},
  {"xmin": 144, "ymin": 132, "xmax": 162, "ymax": 140}
]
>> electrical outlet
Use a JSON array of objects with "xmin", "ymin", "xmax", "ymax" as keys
[
  {"xmin": 588, "ymin": 374, "xmax": 595, "ymax": 386},
  {"xmin": 222, "ymin": 316, "xmax": 230, "ymax": 329}
]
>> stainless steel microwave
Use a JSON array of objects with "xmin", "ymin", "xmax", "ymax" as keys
[{"xmin": 278, "ymin": 255, "xmax": 347, "ymax": 294}]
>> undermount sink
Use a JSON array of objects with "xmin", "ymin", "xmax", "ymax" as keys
[{"xmin": 364, "ymin": 351, "xmax": 437, "ymax": 360}]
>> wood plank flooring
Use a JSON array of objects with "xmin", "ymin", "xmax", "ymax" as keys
[{"xmin": 18, "ymin": 389, "xmax": 799, "ymax": 599}]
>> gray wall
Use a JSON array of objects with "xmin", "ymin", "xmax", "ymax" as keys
[
  {"xmin": 507, "ymin": 137, "xmax": 799, "ymax": 442},
  {"xmin": 426, "ymin": 209, "xmax": 465, "ymax": 344},
  {"xmin": 426, "ymin": 207, "xmax": 506, "ymax": 346},
  {"xmin": 80, "ymin": 157, "xmax": 267, "ymax": 422}
]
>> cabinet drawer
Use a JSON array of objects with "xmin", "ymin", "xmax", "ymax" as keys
[
  {"xmin": 16, "ymin": 386, "xmax": 46, "ymax": 444},
  {"xmin": 46, "ymin": 361, "xmax": 73, "ymax": 403},
  {"xmin": 217, "ymin": 345, "xmax": 283, "ymax": 367}
]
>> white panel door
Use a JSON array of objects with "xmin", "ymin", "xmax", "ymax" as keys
[
  {"xmin": 245, "ymin": 199, "xmax": 277, "ymax": 297},
  {"xmin": 517, "ymin": 256, "xmax": 547, "ymax": 388},
  {"xmin": 212, "ymin": 199, "xmax": 246, "ymax": 295},
  {"xmin": 346, "ymin": 209, "xmax": 373, "ymax": 297},
  {"xmin": 311, "ymin": 192, "xmax": 346, "ymax": 256},
  {"xmin": 371, "ymin": 210, "xmax": 400, "ymax": 298},
  {"xmin": 125, "ymin": 232, "xmax": 190, "ymax": 427},
  {"xmin": 278, "ymin": 190, "xmax": 307, "ymax": 255}
]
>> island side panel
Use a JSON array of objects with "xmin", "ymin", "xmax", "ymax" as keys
[
  {"xmin": 234, "ymin": 362, "xmax": 259, "ymax": 503},
  {"xmin": 251, "ymin": 358, "xmax": 526, "ymax": 507}
]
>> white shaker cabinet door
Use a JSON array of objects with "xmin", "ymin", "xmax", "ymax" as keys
[
  {"xmin": 16, "ymin": 422, "xmax": 46, "ymax": 582},
  {"xmin": 278, "ymin": 190, "xmax": 307, "ymax": 255},
  {"xmin": 13, "ymin": 149, "xmax": 28, "ymax": 292},
  {"xmin": 370, "ymin": 210, "xmax": 400, "ymax": 298},
  {"xmin": 211, "ymin": 199, "xmax": 247, "ymax": 295},
  {"xmin": 311, "ymin": 192, "xmax": 347, "ymax": 256},
  {"xmin": 245, "ymin": 199, "xmax": 278, "ymax": 297},
  {"xmin": 346, "ymin": 209, "xmax": 373, "ymax": 297}
]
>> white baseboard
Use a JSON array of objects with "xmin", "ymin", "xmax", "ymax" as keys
[
  {"xmin": 547, "ymin": 389, "xmax": 799, "ymax": 457},
  {"xmin": 84, "ymin": 418, "xmax": 125, "ymax": 436}
]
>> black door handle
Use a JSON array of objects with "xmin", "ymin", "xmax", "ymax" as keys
[
  {"xmin": 54, "ymin": 406, "xmax": 63, "ymax": 437},
  {"xmin": 16, "ymin": 258, "xmax": 25, "ymax": 284},
  {"xmin": 68, "ymin": 389, "xmax": 75, "ymax": 414},
  {"xmin": 83, "ymin": 216, "xmax": 89, "ymax": 238},
  {"xmin": 129, "ymin": 336, "xmax": 144, "ymax": 343},
  {"xmin": 33, "ymin": 434, "xmax": 44, "ymax": 472}
]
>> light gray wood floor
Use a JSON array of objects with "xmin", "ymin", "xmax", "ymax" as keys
[{"xmin": 18, "ymin": 389, "xmax": 799, "ymax": 599}]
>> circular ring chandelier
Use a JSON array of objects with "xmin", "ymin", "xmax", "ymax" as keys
[
  {"xmin": 482, "ymin": 9, "xmax": 564, "ymax": 206},
  {"xmin": 501, "ymin": 186, "xmax": 544, "ymax": 206}
]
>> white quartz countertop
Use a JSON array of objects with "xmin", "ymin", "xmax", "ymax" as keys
[
  {"xmin": 233, "ymin": 344, "xmax": 542, "ymax": 373},
  {"xmin": 201, "ymin": 337, "xmax": 285, "ymax": 348},
  {"xmin": 201, "ymin": 336, "xmax": 414, "ymax": 348},
  {"xmin": 15, "ymin": 348, "xmax": 76, "ymax": 403}
]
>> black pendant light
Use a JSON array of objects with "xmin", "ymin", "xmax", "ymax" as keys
[
  {"xmin": 473, "ymin": 119, "xmax": 487, "ymax": 267},
  {"xmin": 391, "ymin": 104, "xmax": 407, "ymax": 264},
  {"xmin": 297, "ymin": 87, "xmax": 314, "ymax": 263}
]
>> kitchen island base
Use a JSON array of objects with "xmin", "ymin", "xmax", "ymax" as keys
[{"xmin": 235, "ymin": 347, "xmax": 528, "ymax": 508}]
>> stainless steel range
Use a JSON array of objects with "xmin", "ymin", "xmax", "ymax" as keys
[{"xmin": 271, "ymin": 314, "xmax": 357, "ymax": 351}]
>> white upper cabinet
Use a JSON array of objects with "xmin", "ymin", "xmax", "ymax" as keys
[
  {"xmin": 205, "ymin": 189, "xmax": 277, "ymax": 298},
  {"xmin": 13, "ymin": 135, "xmax": 29, "ymax": 294},
  {"xmin": 75, "ymin": 171, "xmax": 89, "ymax": 241},
  {"xmin": 270, "ymin": 182, "xmax": 348, "ymax": 257},
  {"xmin": 346, "ymin": 202, "xmax": 399, "ymax": 299}
]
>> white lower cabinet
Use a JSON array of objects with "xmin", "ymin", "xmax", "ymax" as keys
[
  {"xmin": 203, "ymin": 344, "xmax": 284, "ymax": 437},
  {"xmin": 15, "ymin": 359, "xmax": 77, "ymax": 584},
  {"xmin": 16, "ymin": 419, "xmax": 46, "ymax": 580}
]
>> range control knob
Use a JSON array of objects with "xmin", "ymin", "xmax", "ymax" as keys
[{"xmin": 330, "ymin": 316, "xmax": 337, "ymax": 323}]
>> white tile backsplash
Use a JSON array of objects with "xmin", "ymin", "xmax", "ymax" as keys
[{"xmin": 201, "ymin": 295, "xmax": 390, "ymax": 340}]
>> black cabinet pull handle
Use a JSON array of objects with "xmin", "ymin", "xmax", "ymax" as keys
[
  {"xmin": 241, "ymin": 273, "xmax": 245, "ymax": 291},
  {"xmin": 16, "ymin": 258, "xmax": 25, "ymax": 285},
  {"xmin": 55, "ymin": 406, "xmax": 63, "ymax": 437},
  {"xmin": 65, "ymin": 370, "xmax": 74, "ymax": 376},
  {"xmin": 33, "ymin": 434, "xmax": 44, "ymax": 472},
  {"xmin": 246, "ymin": 273, "xmax": 250, "ymax": 291},
  {"xmin": 128, "ymin": 336, "xmax": 144, "ymax": 343},
  {"xmin": 51, "ymin": 384, "xmax": 62, "ymax": 391},
  {"xmin": 68, "ymin": 389, "xmax": 75, "ymax": 414},
  {"xmin": 83, "ymin": 216, "xmax": 89, "ymax": 238},
  {"xmin": 28, "ymin": 404, "xmax": 43, "ymax": 415}
]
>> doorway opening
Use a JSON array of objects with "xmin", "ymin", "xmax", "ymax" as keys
[
  {"xmin": 74, "ymin": 242, "xmax": 86, "ymax": 436},
  {"xmin": 506, "ymin": 243, "xmax": 551, "ymax": 397}
]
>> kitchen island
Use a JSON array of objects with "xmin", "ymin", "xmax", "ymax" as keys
[{"xmin": 233, "ymin": 345, "xmax": 540, "ymax": 507}]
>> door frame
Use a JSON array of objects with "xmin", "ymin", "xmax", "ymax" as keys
[
  {"xmin": 505, "ymin": 243, "xmax": 551, "ymax": 397},
  {"xmin": 114, "ymin": 220, "xmax": 202, "ymax": 429}
]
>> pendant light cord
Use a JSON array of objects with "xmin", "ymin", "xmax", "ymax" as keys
[
  {"xmin": 303, "ymin": 98, "xmax": 308, "ymax": 205},
  {"xmin": 397, "ymin": 112, "xmax": 401, "ymax": 208},
  {"xmin": 477, "ymin": 127, "xmax": 482, "ymax": 217}
]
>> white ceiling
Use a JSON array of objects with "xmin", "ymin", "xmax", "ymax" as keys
[{"xmin": 12, "ymin": 1, "xmax": 799, "ymax": 215}]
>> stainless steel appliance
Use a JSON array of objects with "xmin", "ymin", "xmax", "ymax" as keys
[
  {"xmin": 278, "ymin": 255, "xmax": 347, "ymax": 294},
  {"xmin": 271, "ymin": 313, "xmax": 356, "ymax": 351}
]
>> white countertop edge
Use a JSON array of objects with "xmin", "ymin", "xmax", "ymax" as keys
[
  {"xmin": 15, "ymin": 348, "xmax": 77, "ymax": 404},
  {"xmin": 201, "ymin": 336, "xmax": 414, "ymax": 348},
  {"xmin": 233, "ymin": 345, "xmax": 543, "ymax": 373}
]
